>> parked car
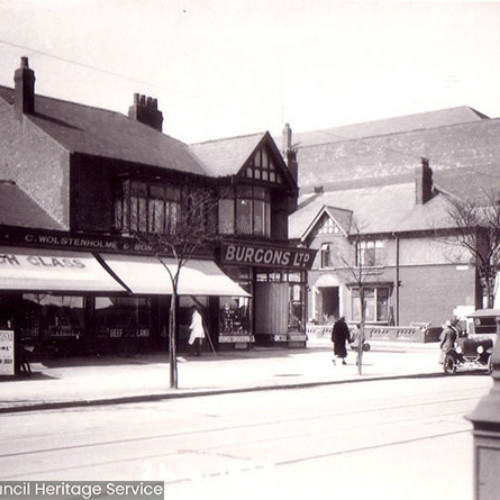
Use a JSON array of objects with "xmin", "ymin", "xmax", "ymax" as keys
[{"xmin": 441, "ymin": 309, "xmax": 499, "ymax": 375}]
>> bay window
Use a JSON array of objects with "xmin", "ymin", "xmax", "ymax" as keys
[
  {"xmin": 115, "ymin": 179, "xmax": 180, "ymax": 235},
  {"xmin": 219, "ymin": 185, "xmax": 271, "ymax": 237}
]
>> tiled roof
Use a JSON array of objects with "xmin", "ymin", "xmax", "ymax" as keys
[
  {"xmin": 289, "ymin": 183, "xmax": 458, "ymax": 240},
  {"xmin": 0, "ymin": 181, "xmax": 63, "ymax": 229},
  {"xmin": 295, "ymin": 116, "xmax": 500, "ymax": 193},
  {"xmin": 324, "ymin": 206, "xmax": 353, "ymax": 235},
  {"xmin": 0, "ymin": 86, "xmax": 207, "ymax": 176},
  {"xmin": 189, "ymin": 132, "xmax": 267, "ymax": 177},
  {"xmin": 285, "ymin": 106, "xmax": 487, "ymax": 148}
]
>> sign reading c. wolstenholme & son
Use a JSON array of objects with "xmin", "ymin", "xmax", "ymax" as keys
[{"xmin": 221, "ymin": 243, "xmax": 316, "ymax": 270}]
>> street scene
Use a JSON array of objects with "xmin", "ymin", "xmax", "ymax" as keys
[
  {"xmin": 1, "ymin": 2, "xmax": 500, "ymax": 499},
  {"xmin": 0, "ymin": 363, "xmax": 492, "ymax": 500}
]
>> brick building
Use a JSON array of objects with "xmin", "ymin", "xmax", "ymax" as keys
[{"xmin": 285, "ymin": 108, "xmax": 500, "ymax": 329}]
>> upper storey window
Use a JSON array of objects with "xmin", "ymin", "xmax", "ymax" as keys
[
  {"xmin": 244, "ymin": 148, "xmax": 284, "ymax": 185},
  {"xmin": 115, "ymin": 179, "xmax": 181, "ymax": 235},
  {"xmin": 219, "ymin": 185, "xmax": 271, "ymax": 237},
  {"xmin": 356, "ymin": 240, "xmax": 384, "ymax": 267}
]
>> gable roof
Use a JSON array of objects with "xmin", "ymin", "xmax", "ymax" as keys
[
  {"xmin": 289, "ymin": 182, "xmax": 460, "ymax": 241},
  {"xmin": 189, "ymin": 132, "xmax": 267, "ymax": 177},
  {"xmin": 190, "ymin": 131, "xmax": 297, "ymax": 190},
  {"xmin": 0, "ymin": 86, "xmax": 207, "ymax": 177},
  {"xmin": 0, "ymin": 181, "xmax": 63, "ymax": 229},
  {"xmin": 301, "ymin": 205, "xmax": 353, "ymax": 240}
]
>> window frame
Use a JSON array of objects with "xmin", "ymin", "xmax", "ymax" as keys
[
  {"xmin": 219, "ymin": 184, "xmax": 271, "ymax": 237},
  {"xmin": 351, "ymin": 286, "xmax": 391, "ymax": 323}
]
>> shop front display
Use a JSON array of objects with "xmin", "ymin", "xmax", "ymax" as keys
[{"xmin": 220, "ymin": 242, "xmax": 315, "ymax": 347}]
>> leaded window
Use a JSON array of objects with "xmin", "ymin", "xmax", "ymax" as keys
[{"xmin": 115, "ymin": 179, "xmax": 181, "ymax": 235}]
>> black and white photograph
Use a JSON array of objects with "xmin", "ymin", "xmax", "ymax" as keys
[{"xmin": 0, "ymin": 1, "xmax": 499, "ymax": 499}]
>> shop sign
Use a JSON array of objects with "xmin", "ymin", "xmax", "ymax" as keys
[
  {"xmin": 0, "ymin": 253, "xmax": 87, "ymax": 270},
  {"xmin": 0, "ymin": 228, "xmax": 164, "ymax": 255},
  {"xmin": 221, "ymin": 243, "xmax": 316, "ymax": 270},
  {"xmin": 0, "ymin": 330, "xmax": 15, "ymax": 376},
  {"xmin": 219, "ymin": 335, "xmax": 255, "ymax": 343},
  {"xmin": 101, "ymin": 328, "xmax": 151, "ymax": 339}
]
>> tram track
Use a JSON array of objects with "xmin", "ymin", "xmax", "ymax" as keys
[{"xmin": 0, "ymin": 391, "xmax": 478, "ymax": 460}]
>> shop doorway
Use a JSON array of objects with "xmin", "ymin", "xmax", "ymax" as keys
[
  {"xmin": 255, "ymin": 282, "xmax": 288, "ymax": 338},
  {"xmin": 319, "ymin": 286, "xmax": 339, "ymax": 323}
]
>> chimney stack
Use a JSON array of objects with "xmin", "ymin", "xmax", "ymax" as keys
[
  {"xmin": 128, "ymin": 93, "xmax": 163, "ymax": 132},
  {"xmin": 415, "ymin": 157, "xmax": 433, "ymax": 205},
  {"xmin": 14, "ymin": 56, "xmax": 35, "ymax": 117},
  {"xmin": 282, "ymin": 122, "xmax": 292, "ymax": 154},
  {"xmin": 281, "ymin": 122, "xmax": 298, "ymax": 183}
]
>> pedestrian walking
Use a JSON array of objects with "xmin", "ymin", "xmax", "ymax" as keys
[
  {"xmin": 439, "ymin": 319, "xmax": 458, "ymax": 362},
  {"xmin": 188, "ymin": 305, "xmax": 206, "ymax": 357},
  {"xmin": 331, "ymin": 316, "xmax": 351, "ymax": 365}
]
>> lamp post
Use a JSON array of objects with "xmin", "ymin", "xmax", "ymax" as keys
[{"xmin": 466, "ymin": 318, "xmax": 500, "ymax": 500}]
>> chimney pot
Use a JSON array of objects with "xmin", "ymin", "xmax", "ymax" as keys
[{"xmin": 128, "ymin": 92, "xmax": 164, "ymax": 132}]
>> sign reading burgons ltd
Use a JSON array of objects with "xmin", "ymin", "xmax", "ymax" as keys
[{"xmin": 221, "ymin": 243, "xmax": 316, "ymax": 270}]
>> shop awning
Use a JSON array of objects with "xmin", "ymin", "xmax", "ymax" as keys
[
  {"xmin": 100, "ymin": 254, "xmax": 250, "ymax": 297},
  {"xmin": 160, "ymin": 258, "xmax": 251, "ymax": 297},
  {"xmin": 0, "ymin": 247, "xmax": 126, "ymax": 292}
]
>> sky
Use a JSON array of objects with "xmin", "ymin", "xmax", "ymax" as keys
[{"xmin": 0, "ymin": 0, "xmax": 499, "ymax": 143}]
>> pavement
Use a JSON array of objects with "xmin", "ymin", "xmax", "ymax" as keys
[{"xmin": 0, "ymin": 337, "xmax": 443, "ymax": 413}]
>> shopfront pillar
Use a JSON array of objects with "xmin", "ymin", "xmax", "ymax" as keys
[{"xmin": 466, "ymin": 319, "xmax": 500, "ymax": 500}]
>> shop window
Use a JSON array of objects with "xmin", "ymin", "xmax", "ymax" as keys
[
  {"xmin": 21, "ymin": 294, "xmax": 85, "ymax": 341},
  {"xmin": 95, "ymin": 297, "xmax": 151, "ymax": 336},
  {"xmin": 219, "ymin": 185, "xmax": 271, "ymax": 237},
  {"xmin": 220, "ymin": 296, "xmax": 251, "ymax": 336},
  {"xmin": 352, "ymin": 287, "xmax": 390, "ymax": 322},
  {"xmin": 289, "ymin": 283, "xmax": 305, "ymax": 332},
  {"xmin": 356, "ymin": 240, "xmax": 384, "ymax": 267}
]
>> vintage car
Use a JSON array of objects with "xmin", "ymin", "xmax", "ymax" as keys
[{"xmin": 442, "ymin": 309, "xmax": 499, "ymax": 375}]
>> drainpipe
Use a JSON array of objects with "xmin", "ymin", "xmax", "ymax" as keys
[{"xmin": 395, "ymin": 234, "xmax": 400, "ymax": 326}]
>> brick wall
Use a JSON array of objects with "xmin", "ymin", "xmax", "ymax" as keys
[{"xmin": 398, "ymin": 263, "xmax": 476, "ymax": 327}]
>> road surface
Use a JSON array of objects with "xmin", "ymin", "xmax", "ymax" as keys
[{"xmin": 0, "ymin": 374, "xmax": 492, "ymax": 500}]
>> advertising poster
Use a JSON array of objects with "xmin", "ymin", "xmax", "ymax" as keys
[{"xmin": 0, "ymin": 330, "xmax": 15, "ymax": 376}]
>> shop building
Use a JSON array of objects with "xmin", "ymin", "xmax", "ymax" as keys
[
  {"xmin": 285, "ymin": 107, "xmax": 500, "ymax": 329},
  {"xmin": 0, "ymin": 58, "xmax": 313, "ymax": 363}
]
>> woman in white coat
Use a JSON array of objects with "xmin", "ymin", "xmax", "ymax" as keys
[{"xmin": 188, "ymin": 306, "xmax": 205, "ymax": 356}]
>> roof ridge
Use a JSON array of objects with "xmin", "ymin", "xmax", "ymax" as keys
[{"xmin": 190, "ymin": 131, "xmax": 267, "ymax": 146}]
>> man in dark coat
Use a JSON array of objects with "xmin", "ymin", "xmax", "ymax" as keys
[
  {"xmin": 440, "ymin": 319, "xmax": 458, "ymax": 359},
  {"xmin": 331, "ymin": 316, "xmax": 351, "ymax": 365}
]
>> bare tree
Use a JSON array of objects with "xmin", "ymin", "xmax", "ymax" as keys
[
  {"xmin": 330, "ymin": 219, "xmax": 373, "ymax": 375},
  {"xmin": 444, "ymin": 190, "xmax": 500, "ymax": 309},
  {"xmin": 137, "ymin": 184, "xmax": 221, "ymax": 388}
]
